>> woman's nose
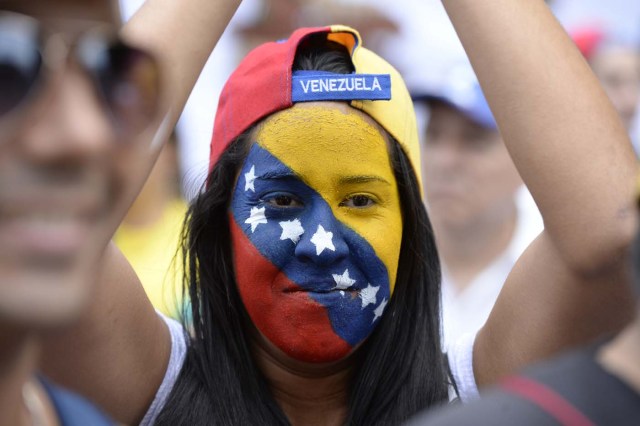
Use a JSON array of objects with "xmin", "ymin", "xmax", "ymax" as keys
[{"xmin": 294, "ymin": 205, "xmax": 349, "ymax": 266}]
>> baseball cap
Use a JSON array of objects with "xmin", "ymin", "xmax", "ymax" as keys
[
  {"xmin": 209, "ymin": 25, "xmax": 423, "ymax": 189},
  {"xmin": 412, "ymin": 64, "xmax": 497, "ymax": 130}
]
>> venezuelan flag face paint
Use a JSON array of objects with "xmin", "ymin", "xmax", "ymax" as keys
[{"xmin": 230, "ymin": 103, "xmax": 403, "ymax": 363}]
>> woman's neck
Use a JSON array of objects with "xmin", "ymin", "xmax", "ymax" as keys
[{"xmin": 252, "ymin": 337, "xmax": 356, "ymax": 426}]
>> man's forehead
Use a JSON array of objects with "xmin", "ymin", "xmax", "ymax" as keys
[{"xmin": 1, "ymin": 0, "xmax": 120, "ymax": 24}]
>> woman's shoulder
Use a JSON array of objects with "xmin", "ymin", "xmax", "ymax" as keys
[{"xmin": 140, "ymin": 313, "xmax": 189, "ymax": 426}]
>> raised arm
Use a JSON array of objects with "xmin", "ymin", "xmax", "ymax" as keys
[
  {"xmin": 122, "ymin": 0, "xmax": 241, "ymax": 128},
  {"xmin": 441, "ymin": 0, "xmax": 637, "ymax": 385},
  {"xmin": 41, "ymin": 1, "xmax": 240, "ymax": 424},
  {"xmin": 108, "ymin": 0, "xmax": 242, "ymax": 225}
]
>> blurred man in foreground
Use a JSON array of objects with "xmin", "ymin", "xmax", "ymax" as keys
[
  {"xmin": 0, "ymin": 0, "xmax": 162, "ymax": 423},
  {"xmin": 1, "ymin": 0, "xmax": 241, "ymax": 422}
]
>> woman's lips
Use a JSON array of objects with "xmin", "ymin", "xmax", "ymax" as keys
[{"xmin": 284, "ymin": 287, "xmax": 359, "ymax": 294}]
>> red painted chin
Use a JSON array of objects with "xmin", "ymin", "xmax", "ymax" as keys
[{"xmin": 230, "ymin": 217, "xmax": 351, "ymax": 363}]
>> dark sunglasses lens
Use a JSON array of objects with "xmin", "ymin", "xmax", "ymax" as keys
[
  {"xmin": 0, "ymin": 15, "xmax": 42, "ymax": 117},
  {"xmin": 81, "ymin": 38, "xmax": 160, "ymax": 137}
]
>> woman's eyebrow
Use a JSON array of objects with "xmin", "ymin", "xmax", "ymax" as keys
[
  {"xmin": 339, "ymin": 175, "xmax": 391, "ymax": 185},
  {"xmin": 259, "ymin": 170, "xmax": 299, "ymax": 180}
]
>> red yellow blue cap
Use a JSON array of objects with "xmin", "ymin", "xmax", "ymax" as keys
[{"xmin": 209, "ymin": 25, "xmax": 423, "ymax": 190}]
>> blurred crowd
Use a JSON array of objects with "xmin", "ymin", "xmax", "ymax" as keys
[{"xmin": 2, "ymin": 0, "xmax": 639, "ymax": 424}]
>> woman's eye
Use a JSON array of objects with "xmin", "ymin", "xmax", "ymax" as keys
[
  {"xmin": 265, "ymin": 194, "xmax": 302, "ymax": 207},
  {"xmin": 342, "ymin": 195, "xmax": 375, "ymax": 208}
]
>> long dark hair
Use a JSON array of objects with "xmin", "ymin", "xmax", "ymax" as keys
[{"xmin": 156, "ymin": 34, "xmax": 450, "ymax": 426}]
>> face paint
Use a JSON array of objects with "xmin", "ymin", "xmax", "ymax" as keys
[{"xmin": 230, "ymin": 103, "xmax": 403, "ymax": 363}]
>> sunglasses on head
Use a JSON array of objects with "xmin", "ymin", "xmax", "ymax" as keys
[{"xmin": 0, "ymin": 11, "xmax": 161, "ymax": 138}]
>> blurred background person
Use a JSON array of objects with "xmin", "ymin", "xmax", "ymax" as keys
[
  {"xmin": 572, "ymin": 26, "xmax": 640, "ymax": 152},
  {"xmin": 412, "ymin": 65, "xmax": 543, "ymax": 348},
  {"xmin": 553, "ymin": 0, "xmax": 640, "ymax": 46},
  {"xmin": 552, "ymin": 0, "xmax": 640, "ymax": 151},
  {"xmin": 407, "ymin": 184, "xmax": 640, "ymax": 426},
  {"xmin": 114, "ymin": 132, "xmax": 187, "ymax": 319}
]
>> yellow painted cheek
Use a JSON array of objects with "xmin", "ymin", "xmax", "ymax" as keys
[{"xmin": 334, "ymin": 197, "xmax": 403, "ymax": 293}]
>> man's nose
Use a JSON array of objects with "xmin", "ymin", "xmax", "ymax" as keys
[{"xmin": 19, "ymin": 66, "xmax": 113, "ymax": 165}]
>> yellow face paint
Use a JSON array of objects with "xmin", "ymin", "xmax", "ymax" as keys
[{"xmin": 255, "ymin": 102, "xmax": 403, "ymax": 292}]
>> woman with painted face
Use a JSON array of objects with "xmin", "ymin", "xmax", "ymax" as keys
[{"xmin": 43, "ymin": 0, "xmax": 637, "ymax": 425}]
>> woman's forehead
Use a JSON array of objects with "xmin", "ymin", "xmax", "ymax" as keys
[
  {"xmin": 3, "ymin": 0, "xmax": 120, "ymax": 24},
  {"xmin": 253, "ymin": 103, "xmax": 396, "ymax": 185},
  {"xmin": 257, "ymin": 104, "xmax": 389, "ymax": 155}
]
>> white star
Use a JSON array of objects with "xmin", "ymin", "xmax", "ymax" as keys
[
  {"xmin": 359, "ymin": 284, "xmax": 379, "ymax": 308},
  {"xmin": 332, "ymin": 269, "xmax": 356, "ymax": 290},
  {"xmin": 245, "ymin": 207, "xmax": 267, "ymax": 232},
  {"xmin": 279, "ymin": 219, "xmax": 304, "ymax": 243},
  {"xmin": 310, "ymin": 225, "xmax": 335, "ymax": 256},
  {"xmin": 244, "ymin": 165, "xmax": 256, "ymax": 192},
  {"xmin": 372, "ymin": 298, "xmax": 388, "ymax": 323}
]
